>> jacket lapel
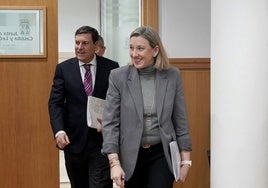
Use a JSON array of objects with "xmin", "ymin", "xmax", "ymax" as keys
[
  {"xmin": 127, "ymin": 67, "xmax": 168, "ymax": 123},
  {"xmin": 127, "ymin": 67, "xmax": 144, "ymax": 122},
  {"xmin": 70, "ymin": 58, "xmax": 87, "ymax": 97}
]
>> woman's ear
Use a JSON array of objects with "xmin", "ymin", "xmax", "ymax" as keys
[{"xmin": 153, "ymin": 45, "xmax": 159, "ymax": 57}]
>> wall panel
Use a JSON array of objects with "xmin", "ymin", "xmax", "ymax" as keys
[
  {"xmin": 0, "ymin": 0, "xmax": 59, "ymax": 188},
  {"xmin": 172, "ymin": 59, "xmax": 210, "ymax": 188}
]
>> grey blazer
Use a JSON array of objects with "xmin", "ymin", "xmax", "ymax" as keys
[{"xmin": 102, "ymin": 65, "xmax": 192, "ymax": 179}]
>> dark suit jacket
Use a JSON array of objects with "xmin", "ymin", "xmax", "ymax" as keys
[
  {"xmin": 102, "ymin": 65, "xmax": 192, "ymax": 179},
  {"xmin": 48, "ymin": 55, "xmax": 119, "ymax": 153}
]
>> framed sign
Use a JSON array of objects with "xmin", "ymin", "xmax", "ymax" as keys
[{"xmin": 0, "ymin": 6, "xmax": 46, "ymax": 58}]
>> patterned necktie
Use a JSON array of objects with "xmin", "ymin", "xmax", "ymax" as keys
[{"xmin": 83, "ymin": 64, "xmax": 93, "ymax": 96}]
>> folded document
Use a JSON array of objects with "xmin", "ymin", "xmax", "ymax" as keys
[
  {"xmin": 169, "ymin": 141, "xmax": 181, "ymax": 182},
  {"xmin": 87, "ymin": 96, "xmax": 106, "ymax": 129}
]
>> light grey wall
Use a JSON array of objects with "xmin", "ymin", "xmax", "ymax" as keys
[
  {"xmin": 58, "ymin": 0, "xmax": 210, "ymax": 58},
  {"xmin": 159, "ymin": 0, "xmax": 210, "ymax": 58},
  {"xmin": 58, "ymin": 0, "xmax": 100, "ymax": 52}
]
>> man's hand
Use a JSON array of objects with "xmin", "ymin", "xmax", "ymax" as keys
[
  {"xmin": 97, "ymin": 118, "xmax": 102, "ymax": 132},
  {"xmin": 55, "ymin": 132, "xmax": 70, "ymax": 149}
]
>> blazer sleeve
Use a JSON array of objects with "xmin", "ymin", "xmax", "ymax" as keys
[
  {"xmin": 172, "ymin": 68, "xmax": 192, "ymax": 151},
  {"xmin": 48, "ymin": 63, "xmax": 66, "ymax": 136},
  {"xmin": 102, "ymin": 69, "xmax": 122, "ymax": 154}
]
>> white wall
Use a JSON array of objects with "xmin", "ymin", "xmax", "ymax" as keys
[
  {"xmin": 211, "ymin": 1, "xmax": 268, "ymax": 187},
  {"xmin": 58, "ymin": 0, "xmax": 210, "ymax": 58},
  {"xmin": 58, "ymin": 0, "xmax": 100, "ymax": 52}
]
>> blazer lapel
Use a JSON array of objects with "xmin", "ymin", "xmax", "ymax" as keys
[
  {"xmin": 127, "ymin": 67, "xmax": 144, "ymax": 122},
  {"xmin": 70, "ymin": 58, "xmax": 87, "ymax": 98},
  {"xmin": 156, "ymin": 70, "xmax": 168, "ymax": 119}
]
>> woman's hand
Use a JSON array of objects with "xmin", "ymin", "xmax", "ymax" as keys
[
  {"xmin": 111, "ymin": 164, "xmax": 125, "ymax": 188},
  {"xmin": 179, "ymin": 165, "xmax": 190, "ymax": 182},
  {"xmin": 108, "ymin": 153, "xmax": 125, "ymax": 187},
  {"xmin": 179, "ymin": 150, "xmax": 191, "ymax": 182}
]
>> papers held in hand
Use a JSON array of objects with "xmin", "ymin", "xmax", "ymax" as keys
[
  {"xmin": 169, "ymin": 141, "xmax": 181, "ymax": 182},
  {"xmin": 87, "ymin": 96, "xmax": 106, "ymax": 129}
]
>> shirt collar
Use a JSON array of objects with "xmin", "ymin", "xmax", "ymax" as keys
[{"xmin": 79, "ymin": 54, "xmax": 97, "ymax": 67}]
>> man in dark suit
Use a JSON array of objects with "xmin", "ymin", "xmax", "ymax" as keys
[{"xmin": 48, "ymin": 25, "xmax": 119, "ymax": 188}]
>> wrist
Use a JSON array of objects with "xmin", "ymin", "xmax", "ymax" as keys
[
  {"xmin": 110, "ymin": 160, "xmax": 121, "ymax": 169},
  {"xmin": 109, "ymin": 155, "xmax": 121, "ymax": 169},
  {"xmin": 181, "ymin": 160, "xmax": 192, "ymax": 167}
]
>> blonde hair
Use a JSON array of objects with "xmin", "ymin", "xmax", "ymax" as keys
[{"xmin": 128, "ymin": 26, "xmax": 170, "ymax": 70}]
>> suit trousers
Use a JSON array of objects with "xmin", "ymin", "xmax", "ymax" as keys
[
  {"xmin": 125, "ymin": 143, "xmax": 174, "ymax": 188},
  {"xmin": 64, "ymin": 129, "xmax": 112, "ymax": 188}
]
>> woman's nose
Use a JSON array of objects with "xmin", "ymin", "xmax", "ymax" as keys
[{"xmin": 132, "ymin": 49, "xmax": 139, "ymax": 57}]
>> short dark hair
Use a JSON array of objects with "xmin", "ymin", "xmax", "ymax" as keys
[{"xmin": 75, "ymin": 26, "xmax": 99, "ymax": 43}]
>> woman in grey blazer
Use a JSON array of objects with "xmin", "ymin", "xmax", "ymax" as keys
[{"xmin": 102, "ymin": 26, "xmax": 192, "ymax": 188}]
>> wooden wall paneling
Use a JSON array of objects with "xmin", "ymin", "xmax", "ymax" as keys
[
  {"xmin": 141, "ymin": 0, "xmax": 158, "ymax": 30},
  {"xmin": 0, "ymin": 0, "xmax": 59, "ymax": 188},
  {"xmin": 172, "ymin": 59, "xmax": 211, "ymax": 188}
]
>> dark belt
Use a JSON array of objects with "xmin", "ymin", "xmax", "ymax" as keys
[
  {"xmin": 141, "ymin": 143, "xmax": 161, "ymax": 149},
  {"xmin": 142, "ymin": 144, "xmax": 151, "ymax": 148}
]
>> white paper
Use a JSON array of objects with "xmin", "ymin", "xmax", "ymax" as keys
[
  {"xmin": 87, "ymin": 96, "xmax": 106, "ymax": 129},
  {"xmin": 169, "ymin": 141, "xmax": 181, "ymax": 182}
]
